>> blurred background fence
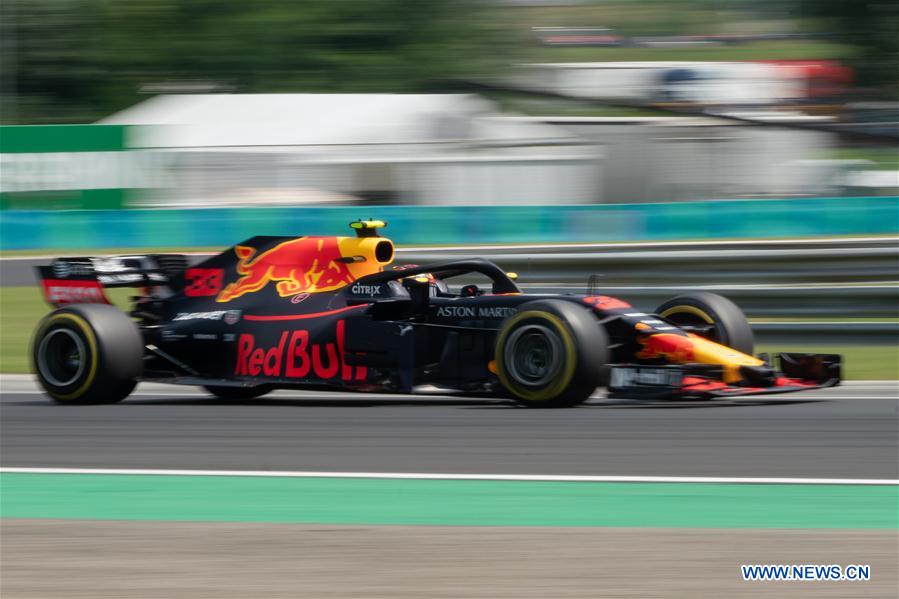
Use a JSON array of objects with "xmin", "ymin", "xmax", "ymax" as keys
[
  {"xmin": 0, "ymin": 197, "xmax": 897, "ymax": 250},
  {"xmin": 1, "ymin": 112, "xmax": 896, "ymax": 213}
]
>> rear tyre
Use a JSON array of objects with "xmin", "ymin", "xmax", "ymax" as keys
[
  {"xmin": 495, "ymin": 300, "xmax": 609, "ymax": 408},
  {"xmin": 655, "ymin": 292, "xmax": 754, "ymax": 355},
  {"xmin": 203, "ymin": 385, "xmax": 272, "ymax": 400},
  {"xmin": 32, "ymin": 304, "xmax": 143, "ymax": 404}
]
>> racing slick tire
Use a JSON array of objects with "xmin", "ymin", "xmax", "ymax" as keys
[
  {"xmin": 32, "ymin": 304, "xmax": 143, "ymax": 404},
  {"xmin": 656, "ymin": 292, "xmax": 754, "ymax": 355},
  {"xmin": 495, "ymin": 300, "xmax": 609, "ymax": 408},
  {"xmin": 203, "ymin": 385, "xmax": 272, "ymax": 400}
]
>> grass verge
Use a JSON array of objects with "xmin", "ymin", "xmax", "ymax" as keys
[
  {"xmin": 755, "ymin": 344, "xmax": 898, "ymax": 381},
  {"xmin": 0, "ymin": 286, "xmax": 132, "ymax": 373},
  {"xmin": 2, "ymin": 286, "xmax": 895, "ymax": 378}
]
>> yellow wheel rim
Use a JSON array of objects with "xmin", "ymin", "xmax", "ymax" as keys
[
  {"xmin": 495, "ymin": 310, "xmax": 577, "ymax": 402},
  {"xmin": 34, "ymin": 313, "xmax": 98, "ymax": 401},
  {"xmin": 660, "ymin": 305, "xmax": 714, "ymax": 324}
]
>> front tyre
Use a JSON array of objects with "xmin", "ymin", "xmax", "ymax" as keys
[
  {"xmin": 32, "ymin": 304, "xmax": 143, "ymax": 404},
  {"xmin": 495, "ymin": 300, "xmax": 609, "ymax": 408},
  {"xmin": 656, "ymin": 292, "xmax": 754, "ymax": 355}
]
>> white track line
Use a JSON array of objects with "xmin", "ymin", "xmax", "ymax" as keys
[{"xmin": 1, "ymin": 467, "xmax": 896, "ymax": 485}]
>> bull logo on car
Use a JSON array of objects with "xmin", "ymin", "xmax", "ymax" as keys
[{"xmin": 217, "ymin": 237, "xmax": 356, "ymax": 303}]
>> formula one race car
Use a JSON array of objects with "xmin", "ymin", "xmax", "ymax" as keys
[{"xmin": 32, "ymin": 221, "xmax": 841, "ymax": 407}]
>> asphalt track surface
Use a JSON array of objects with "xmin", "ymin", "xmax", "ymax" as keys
[{"xmin": 2, "ymin": 377, "xmax": 896, "ymax": 478}]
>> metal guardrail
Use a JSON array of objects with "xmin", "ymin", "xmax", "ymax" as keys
[
  {"xmin": 4, "ymin": 238, "xmax": 897, "ymax": 343},
  {"xmin": 400, "ymin": 245, "xmax": 899, "ymax": 286},
  {"xmin": 399, "ymin": 238, "xmax": 899, "ymax": 330},
  {"xmin": 509, "ymin": 286, "xmax": 898, "ymax": 319}
]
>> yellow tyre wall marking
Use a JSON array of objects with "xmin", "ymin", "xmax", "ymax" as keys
[
  {"xmin": 660, "ymin": 305, "xmax": 715, "ymax": 324},
  {"xmin": 495, "ymin": 310, "xmax": 577, "ymax": 402},
  {"xmin": 35, "ymin": 313, "xmax": 98, "ymax": 401}
]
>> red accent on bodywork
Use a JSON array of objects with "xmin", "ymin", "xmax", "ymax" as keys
[
  {"xmin": 184, "ymin": 268, "xmax": 224, "ymax": 297},
  {"xmin": 583, "ymin": 295, "xmax": 632, "ymax": 310},
  {"xmin": 681, "ymin": 377, "xmax": 730, "ymax": 393},
  {"xmin": 40, "ymin": 279, "xmax": 109, "ymax": 306},
  {"xmin": 679, "ymin": 375, "xmax": 825, "ymax": 397},
  {"xmin": 242, "ymin": 304, "xmax": 367, "ymax": 321},
  {"xmin": 775, "ymin": 377, "xmax": 817, "ymax": 388}
]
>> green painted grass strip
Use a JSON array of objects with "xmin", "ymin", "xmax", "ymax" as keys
[{"xmin": 1, "ymin": 474, "xmax": 896, "ymax": 529}]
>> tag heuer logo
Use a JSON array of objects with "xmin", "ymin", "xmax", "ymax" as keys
[{"xmin": 224, "ymin": 310, "xmax": 241, "ymax": 325}]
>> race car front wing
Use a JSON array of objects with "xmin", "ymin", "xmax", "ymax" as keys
[{"xmin": 607, "ymin": 353, "xmax": 841, "ymax": 399}]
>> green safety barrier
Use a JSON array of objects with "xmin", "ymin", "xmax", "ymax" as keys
[
  {"xmin": 0, "ymin": 125, "xmax": 132, "ymax": 210},
  {"xmin": 0, "ymin": 197, "xmax": 897, "ymax": 250}
]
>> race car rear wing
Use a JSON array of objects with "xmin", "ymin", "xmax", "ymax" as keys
[{"xmin": 36, "ymin": 255, "xmax": 188, "ymax": 307}]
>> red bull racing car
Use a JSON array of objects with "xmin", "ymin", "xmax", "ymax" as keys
[{"xmin": 32, "ymin": 221, "xmax": 840, "ymax": 407}]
